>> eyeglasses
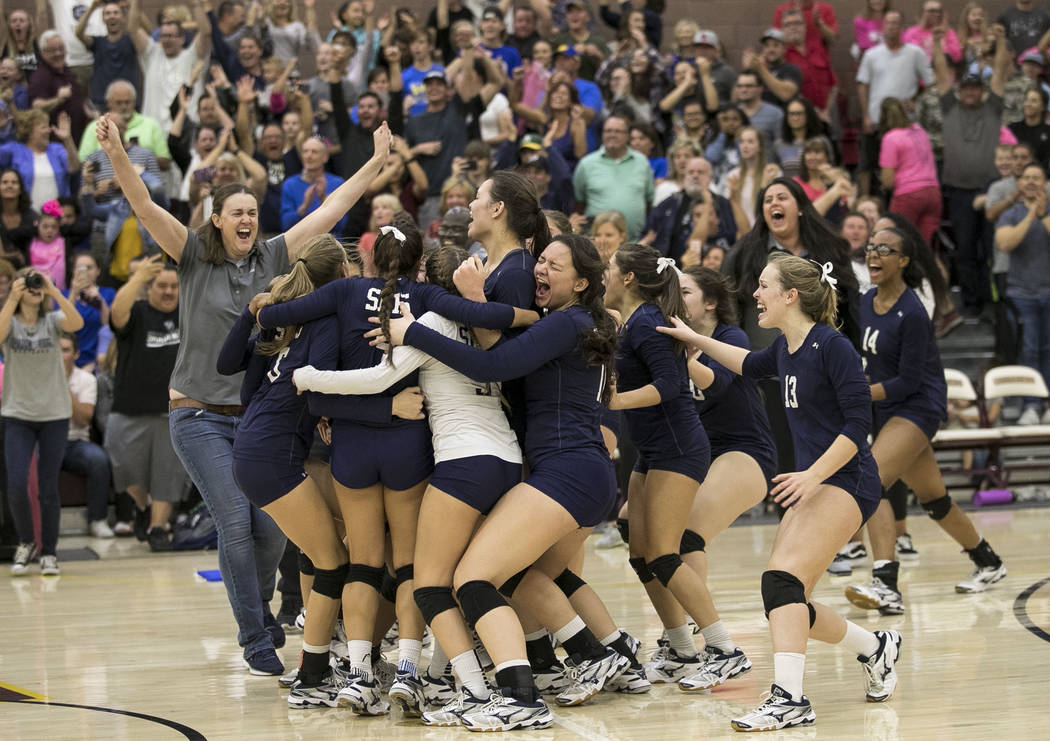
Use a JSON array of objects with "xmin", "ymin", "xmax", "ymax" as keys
[{"xmin": 865, "ymin": 244, "xmax": 901, "ymax": 257}]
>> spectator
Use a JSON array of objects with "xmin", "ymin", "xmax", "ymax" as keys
[
  {"xmin": 2, "ymin": 267, "xmax": 83, "ymax": 577},
  {"xmin": 1017, "ymin": 50, "xmax": 1049, "ymax": 105},
  {"xmin": 744, "ymin": 27, "xmax": 802, "ymax": 107},
  {"xmin": 27, "ymin": 31, "xmax": 88, "ymax": 143},
  {"xmin": 669, "ymin": 18, "xmax": 699, "ymax": 65},
  {"xmin": 723, "ymin": 126, "xmax": 782, "ymax": 231},
  {"xmin": 29, "ymin": 199, "xmax": 65, "ymax": 288},
  {"xmin": 0, "ymin": 109, "xmax": 79, "ymax": 212},
  {"xmin": 41, "ymin": 0, "xmax": 106, "ymax": 91},
  {"xmin": 856, "ymin": 10, "xmax": 933, "ymax": 195},
  {"xmin": 781, "ymin": 8, "xmax": 836, "ymax": 121},
  {"xmin": 603, "ymin": 61, "xmax": 652, "ymax": 125},
  {"xmin": 596, "ymin": 0, "xmax": 661, "ymax": 50},
  {"xmin": 1, "ymin": 6, "xmax": 41, "ymax": 77},
  {"xmin": 658, "ymin": 60, "xmax": 709, "ymax": 129},
  {"xmin": 652, "ymin": 138, "xmax": 701, "ymax": 206},
  {"xmin": 994, "ymin": 162, "xmax": 1050, "ymax": 425},
  {"xmin": 58, "ymin": 332, "xmax": 114, "ymax": 538},
  {"xmin": 573, "ymin": 114, "xmax": 654, "ymax": 240},
  {"xmin": 507, "ymin": 3, "xmax": 545, "ymax": 62},
  {"xmin": 552, "ymin": 0, "xmax": 609, "ymax": 82},
  {"xmin": 517, "ymin": 146, "xmax": 573, "ymax": 212},
  {"xmin": 1010, "ymin": 87, "xmax": 1050, "ymax": 168},
  {"xmin": 526, "ymin": 45, "xmax": 603, "ymax": 150},
  {"xmin": 795, "ymin": 135, "xmax": 854, "ymax": 222},
  {"xmin": 958, "ymin": 2, "xmax": 989, "ymax": 68},
  {"xmin": 478, "ymin": 5, "xmax": 522, "ymax": 78},
  {"xmin": 705, "ymin": 104, "xmax": 748, "ymax": 182},
  {"xmin": 75, "ymin": 0, "xmax": 140, "ymax": 108},
  {"xmin": 305, "ymin": 41, "xmax": 354, "ymax": 149},
  {"xmin": 602, "ymin": 7, "xmax": 659, "ymax": 72},
  {"xmin": 629, "ymin": 121, "xmax": 666, "ymax": 180},
  {"xmin": 138, "ymin": 2, "xmax": 211, "ymax": 131},
  {"xmin": 280, "ymin": 136, "xmax": 348, "ymax": 236},
  {"xmin": 773, "ymin": 96, "xmax": 824, "ymax": 177},
  {"xmin": 262, "ymin": 0, "xmax": 320, "ymax": 65},
  {"xmin": 731, "ymin": 70, "xmax": 784, "ymax": 148},
  {"xmin": 0, "ymin": 256, "xmax": 13, "ymax": 302},
  {"xmin": 328, "ymin": 0, "xmax": 380, "ymax": 70},
  {"xmin": 647, "ymin": 154, "xmax": 735, "ymax": 260},
  {"xmin": 590, "ymin": 209, "xmax": 626, "ymax": 262},
  {"xmin": 0, "ymin": 166, "xmax": 34, "ymax": 266},
  {"xmin": 841, "ymin": 210, "xmax": 873, "ymax": 292},
  {"xmin": 63, "ymin": 252, "xmax": 115, "ymax": 368},
  {"xmin": 401, "ymin": 30, "xmax": 444, "ymax": 117},
  {"xmin": 428, "ymin": 0, "xmax": 474, "ymax": 66},
  {"xmin": 78, "ymin": 80, "xmax": 172, "ymax": 171},
  {"xmin": 934, "ymin": 24, "xmax": 1010, "ymax": 317},
  {"xmin": 691, "ymin": 29, "xmax": 736, "ymax": 106},
  {"xmin": 329, "ymin": 24, "xmax": 375, "ymax": 95},
  {"xmin": 0, "ymin": 57, "xmax": 29, "ymax": 112},
  {"xmin": 251, "ymin": 122, "xmax": 302, "ymax": 236},
  {"xmin": 674, "ymin": 96, "xmax": 714, "ymax": 152},
  {"xmin": 904, "ymin": 0, "xmax": 962, "ymax": 62},
  {"xmin": 879, "ymin": 96, "xmax": 942, "ymax": 244},
  {"xmin": 537, "ymin": 79, "xmax": 587, "ymax": 167},
  {"xmin": 518, "ymin": 38, "xmax": 553, "ymax": 111},
  {"xmin": 854, "ymin": 0, "xmax": 888, "ymax": 58},
  {"xmin": 107, "ymin": 254, "xmax": 187, "ymax": 550},
  {"xmin": 998, "ymin": 0, "xmax": 1050, "ymax": 56},
  {"xmin": 208, "ymin": 1, "xmax": 252, "ymax": 82},
  {"xmin": 58, "ymin": 194, "xmax": 91, "ymax": 252}
]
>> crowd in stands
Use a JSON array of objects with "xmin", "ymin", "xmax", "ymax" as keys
[{"xmin": 1, "ymin": 0, "xmax": 1050, "ymax": 560}]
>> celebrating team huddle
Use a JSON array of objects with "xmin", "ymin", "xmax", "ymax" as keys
[{"xmin": 94, "ymin": 110, "xmax": 1005, "ymax": 734}]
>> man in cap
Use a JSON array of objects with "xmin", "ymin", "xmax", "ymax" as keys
[
  {"xmin": 552, "ymin": 0, "xmax": 609, "ymax": 81},
  {"xmin": 691, "ymin": 29, "xmax": 736, "ymax": 106},
  {"xmin": 479, "ymin": 5, "xmax": 522, "ymax": 77},
  {"xmin": 742, "ymin": 28, "xmax": 802, "ymax": 106},
  {"xmin": 515, "ymin": 137, "xmax": 574, "ymax": 211}
]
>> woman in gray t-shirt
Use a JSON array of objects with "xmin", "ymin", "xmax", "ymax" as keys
[{"xmin": 1, "ymin": 268, "xmax": 84, "ymax": 576}]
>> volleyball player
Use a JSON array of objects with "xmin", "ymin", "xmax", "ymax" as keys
[{"xmin": 659, "ymin": 253, "xmax": 900, "ymax": 732}]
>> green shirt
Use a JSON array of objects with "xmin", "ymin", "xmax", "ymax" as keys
[
  {"xmin": 572, "ymin": 146, "xmax": 654, "ymax": 240},
  {"xmin": 78, "ymin": 112, "xmax": 172, "ymax": 162}
]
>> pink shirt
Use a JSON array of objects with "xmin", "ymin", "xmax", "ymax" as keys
[
  {"xmin": 879, "ymin": 124, "xmax": 939, "ymax": 195},
  {"xmin": 901, "ymin": 26, "xmax": 962, "ymax": 62},
  {"xmin": 854, "ymin": 17, "xmax": 883, "ymax": 52},
  {"xmin": 29, "ymin": 236, "xmax": 66, "ymax": 290}
]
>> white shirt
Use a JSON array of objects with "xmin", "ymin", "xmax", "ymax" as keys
[
  {"xmin": 30, "ymin": 151, "xmax": 58, "ymax": 212},
  {"xmin": 49, "ymin": 0, "xmax": 106, "ymax": 67},
  {"xmin": 856, "ymin": 42, "xmax": 934, "ymax": 123},
  {"xmin": 67, "ymin": 366, "xmax": 97, "ymax": 442},
  {"xmin": 479, "ymin": 93, "xmax": 510, "ymax": 143},
  {"xmin": 293, "ymin": 311, "xmax": 522, "ymax": 465},
  {"xmin": 140, "ymin": 38, "xmax": 202, "ymax": 132}
]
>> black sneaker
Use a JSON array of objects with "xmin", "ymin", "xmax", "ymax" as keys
[
  {"xmin": 244, "ymin": 648, "xmax": 285, "ymax": 676},
  {"xmin": 147, "ymin": 526, "xmax": 173, "ymax": 552},
  {"xmin": 134, "ymin": 506, "xmax": 151, "ymax": 542}
]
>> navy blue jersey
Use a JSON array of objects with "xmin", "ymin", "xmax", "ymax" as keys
[
  {"xmin": 484, "ymin": 248, "xmax": 537, "ymax": 309},
  {"xmin": 218, "ymin": 308, "xmax": 339, "ymax": 465},
  {"xmin": 615, "ymin": 302, "xmax": 706, "ymax": 459},
  {"xmin": 693, "ymin": 324, "xmax": 777, "ymax": 462},
  {"xmin": 257, "ymin": 277, "xmax": 518, "ymax": 426},
  {"xmin": 742, "ymin": 323, "xmax": 877, "ymax": 490},
  {"xmin": 404, "ymin": 305, "xmax": 608, "ymax": 466},
  {"xmin": 860, "ymin": 288, "xmax": 947, "ymax": 422}
]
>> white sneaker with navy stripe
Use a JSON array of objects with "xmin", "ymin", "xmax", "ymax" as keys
[
  {"xmin": 288, "ymin": 670, "xmax": 341, "ymax": 708},
  {"xmin": 861, "ymin": 630, "xmax": 901, "ymax": 702},
  {"xmin": 731, "ymin": 684, "xmax": 815, "ymax": 732},
  {"xmin": 555, "ymin": 648, "xmax": 631, "ymax": 706},
  {"xmin": 421, "ymin": 686, "xmax": 490, "ymax": 727},
  {"xmin": 459, "ymin": 688, "xmax": 553, "ymax": 732},
  {"xmin": 644, "ymin": 646, "xmax": 702, "ymax": 683},
  {"xmin": 679, "ymin": 646, "xmax": 752, "ymax": 692}
]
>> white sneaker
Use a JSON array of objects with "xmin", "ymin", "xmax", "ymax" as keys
[
  {"xmin": 421, "ymin": 686, "xmax": 490, "ymax": 727},
  {"xmin": 10, "ymin": 543, "xmax": 36, "ymax": 576},
  {"xmin": 1017, "ymin": 405, "xmax": 1041, "ymax": 426},
  {"xmin": 460, "ymin": 689, "xmax": 554, "ymax": 732},
  {"xmin": 534, "ymin": 662, "xmax": 570, "ymax": 695},
  {"xmin": 860, "ymin": 630, "xmax": 901, "ymax": 702},
  {"xmin": 604, "ymin": 664, "xmax": 651, "ymax": 693},
  {"xmin": 39, "ymin": 555, "xmax": 60, "ymax": 576},
  {"xmin": 679, "ymin": 646, "xmax": 752, "ymax": 692},
  {"xmin": 827, "ymin": 541, "xmax": 867, "ymax": 575},
  {"xmin": 388, "ymin": 670, "xmax": 426, "ymax": 716},
  {"xmin": 422, "ymin": 668, "xmax": 457, "ymax": 708},
  {"xmin": 731, "ymin": 684, "xmax": 815, "ymax": 732},
  {"xmin": 336, "ymin": 670, "xmax": 390, "ymax": 715},
  {"xmin": 555, "ymin": 648, "xmax": 630, "ymax": 706},
  {"xmin": 895, "ymin": 533, "xmax": 919, "ymax": 560},
  {"xmin": 89, "ymin": 520, "xmax": 115, "ymax": 538},
  {"xmin": 955, "ymin": 563, "xmax": 1007, "ymax": 593},
  {"xmin": 643, "ymin": 646, "xmax": 702, "ymax": 683},
  {"xmin": 594, "ymin": 528, "xmax": 625, "ymax": 549},
  {"xmin": 278, "ymin": 667, "xmax": 299, "ymax": 688},
  {"xmin": 845, "ymin": 577, "xmax": 905, "ymax": 615},
  {"xmin": 288, "ymin": 670, "xmax": 341, "ymax": 708}
]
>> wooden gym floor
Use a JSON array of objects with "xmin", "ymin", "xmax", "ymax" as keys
[{"xmin": 3, "ymin": 506, "xmax": 1048, "ymax": 740}]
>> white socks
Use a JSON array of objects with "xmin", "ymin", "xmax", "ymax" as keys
[
  {"xmin": 451, "ymin": 650, "xmax": 488, "ymax": 697},
  {"xmin": 429, "ymin": 639, "xmax": 450, "ymax": 677},
  {"xmin": 773, "ymin": 651, "xmax": 806, "ymax": 700},
  {"xmin": 699, "ymin": 619, "xmax": 735, "ymax": 652},
  {"xmin": 397, "ymin": 638, "xmax": 423, "ymax": 676},
  {"xmin": 600, "ymin": 629, "xmax": 622, "ymax": 646},
  {"xmin": 841, "ymin": 620, "xmax": 880, "ymax": 659},
  {"xmin": 665, "ymin": 624, "xmax": 697, "ymax": 657},
  {"xmin": 347, "ymin": 639, "xmax": 372, "ymax": 675},
  {"xmin": 553, "ymin": 616, "xmax": 587, "ymax": 645}
]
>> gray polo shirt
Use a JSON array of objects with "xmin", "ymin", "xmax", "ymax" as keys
[
  {"xmin": 169, "ymin": 231, "xmax": 290, "ymax": 405},
  {"xmin": 1, "ymin": 310, "xmax": 72, "ymax": 422},
  {"xmin": 941, "ymin": 92, "xmax": 1002, "ymax": 190},
  {"xmin": 997, "ymin": 202, "xmax": 1050, "ymax": 299}
]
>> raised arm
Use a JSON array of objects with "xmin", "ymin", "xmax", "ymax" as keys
[
  {"xmin": 76, "ymin": 0, "xmax": 101, "ymax": 49},
  {"xmin": 96, "ymin": 114, "xmax": 188, "ymax": 261},
  {"xmin": 193, "ymin": 0, "xmax": 212, "ymax": 59},
  {"xmin": 128, "ymin": 0, "xmax": 150, "ymax": 53},
  {"xmin": 111, "ymin": 254, "xmax": 163, "ymax": 329},
  {"xmin": 46, "ymin": 273, "xmax": 85, "ymax": 332},
  {"xmin": 931, "ymin": 29, "xmax": 953, "ymax": 96},
  {"xmin": 989, "ymin": 23, "xmax": 1008, "ymax": 99}
]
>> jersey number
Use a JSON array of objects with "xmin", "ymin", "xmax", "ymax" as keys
[
  {"xmin": 689, "ymin": 379, "xmax": 705, "ymax": 402},
  {"xmin": 365, "ymin": 287, "xmax": 411, "ymax": 314},
  {"xmin": 267, "ymin": 346, "xmax": 291, "ymax": 383},
  {"xmin": 862, "ymin": 326, "xmax": 879, "ymax": 356},
  {"xmin": 783, "ymin": 375, "xmax": 798, "ymax": 408}
]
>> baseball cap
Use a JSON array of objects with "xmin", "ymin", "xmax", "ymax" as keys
[
  {"xmin": 481, "ymin": 6, "xmax": 502, "ymax": 21},
  {"xmin": 693, "ymin": 30, "xmax": 719, "ymax": 47},
  {"xmin": 519, "ymin": 133, "xmax": 544, "ymax": 151},
  {"xmin": 1020, "ymin": 49, "xmax": 1045, "ymax": 66},
  {"xmin": 554, "ymin": 44, "xmax": 579, "ymax": 59},
  {"xmin": 760, "ymin": 28, "xmax": 785, "ymax": 43},
  {"xmin": 959, "ymin": 73, "xmax": 984, "ymax": 87},
  {"xmin": 423, "ymin": 69, "xmax": 448, "ymax": 84},
  {"xmin": 441, "ymin": 206, "xmax": 471, "ymax": 229}
]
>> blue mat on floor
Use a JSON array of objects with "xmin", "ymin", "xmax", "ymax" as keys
[{"xmin": 197, "ymin": 569, "xmax": 223, "ymax": 582}]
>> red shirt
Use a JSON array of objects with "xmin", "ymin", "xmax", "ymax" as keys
[
  {"xmin": 784, "ymin": 44, "xmax": 837, "ymax": 109},
  {"xmin": 774, "ymin": 1, "xmax": 839, "ymax": 56}
]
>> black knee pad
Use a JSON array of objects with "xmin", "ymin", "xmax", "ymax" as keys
[
  {"xmin": 647, "ymin": 553, "xmax": 683, "ymax": 588},
  {"xmin": 628, "ymin": 556, "xmax": 655, "ymax": 584},
  {"xmin": 616, "ymin": 518, "xmax": 630, "ymax": 544},
  {"xmin": 414, "ymin": 585, "xmax": 458, "ymax": 625},
  {"xmin": 761, "ymin": 570, "xmax": 807, "ymax": 616},
  {"xmin": 679, "ymin": 529, "xmax": 706, "ymax": 554},
  {"xmin": 395, "ymin": 564, "xmax": 414, "ymax": 587},
  {"xmin": 922, "ymin": 493, "xmax": 952, "ymax": 521},
  {"xmin": 807, "ymin": 602, "xmax": 816, "ymax": 627},
  {"xmin": 554, "ymin": 569, "xmax": 587, "ymax": 598},
  {"xmin": 311, "ymin": 562, "xmax": 349, "ymax": 599},
  {"xmin": 456, "ymin": 580, "xmax": 508, "ymax": 626},
  {"xmin": 379, "ymin": 570, "xmax": 397, "ymax": 602},
  {"xmin": 345, "ymin": 563, "xmax": 386, "ymax": 591},
  {"xmin": 498, "ymin": 568, "xmax": 528, "ymax": 598},
  {"xmin": 885, "ymin": 481, "xmax": 909, "ymax": 521},
  {"xmin": 298, "ymin": 551, "xmax": 315, "ymax": 576}
]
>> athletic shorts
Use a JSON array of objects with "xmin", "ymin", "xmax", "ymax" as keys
[
  {"xmin": 430, "ymin": 455, "xmax": 522, "ymax": 515},
  {"xmin": 232, "ymin": 456, "xmax": 308, "ymax": 508},
  {"xmin": 872, "ymin": 406, "xmax": 944, "ymax": 442},
  {"xmin": 330, "ymin": 421, "xmax": 433, "ymax": 490},
  {"xmin": 710, "ymin": 442, "xmax": 778, "ymax": 486},
  {"xmin": 632, "ymin": 437, "xmax": 712, "ymax": 485},
  {"xmin": 825, "ymin": 459, "xmax": 881, "ymax": 523},
  {"xmin": 526, "ymin": 449, "xmax": 616, "ymax": 528},
  {"xmin": 105, "ymin": 412, "xmax": 190, "ymax": 503}
]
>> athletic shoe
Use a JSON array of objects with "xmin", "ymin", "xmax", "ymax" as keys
[
  {"xmin": 955, "ymin": 563, "xmax": 1007, "ymax": 593},
  {"xmin": 594, "ymin": 527, "xmax": 625, "ymax": 549},
  {"xmin": 731, "ymin": 684, "xmax": 815, "ymax": 732},
  {"xmin": 382, "ymin": 621, "xmax": 398, "ymax": 651},
  {"xmin": 147, "ymin": 526, "xmax": 173, "ymax": 552},
  {"xmin": 10, "ymin": 543, "xmax": 36, "ymax": 576},
  {"xmin": 860, "ymin": 630, "xmax": 901, "ymax": 702},
  {"xmin": 294, "ymin": 609, "xmax": 306, "ymax": 632},
  {"xmin": 111, "ymin": 521, "xmax": 134, "ymax": 537},
  {"xmin": 422, "ymin": 686, "xmax": 490, "ymax": 727},
  {"xmin": 623, "ymin": 631, "xmax": 641, "ymax": 656},
  {"xmin": 644, "ymin": 647, "xmax": 702, "ymax": 683},
  {"xmin": 679, "ymin": 646, "xmax": 752, "ymax": 692},
  {"xmin": 133, "ymin": 506, "xmax": 151, "ymax": 541},
  {"xmin": 422, "ymin": 668, "xmax": 457, "ymax": 708},
  {"xmin": 845, "ymin": 578, "xmax": 905, "ymax": 615},
  {"xmin": 934, "ymin": 310, "xmax": 964, "ymax": 339},
  {"xmin": 555, "ymin": 648, "xmax": 631, "ymax": 706},
  {"xmin": 39, "ymin": 555, "xmax": 60, "ymax": 576},
  {"xmin": 389, "ymin": 669, "xmax": 426, "ymax": 716},
  {"xmin": 605, "ymin": 665, "xmax": 652, "ymax": 693},
  {"xmin": 827, "ymin": 542, "xmax": 867, "ymax": 575},
  {"xmin": 895, "ymin": 534, "xmax": 919, "ymax": 561},
  {"xmin": 460, "ymin": 688, "xmax": 554, "ymax": 732},
  {"xmin": 278, "ymin": 667, "xmax": 299, "ymax": 689},
  {"xmin": 373, "ymin": 657, "xmax": 396, "ymax": 692},
  {"xmin": 534, "ymin": 661, "xmax": 570, "ymax": 695},
  {"xmin": 89, "ymin": 519, "xmax": 115, "ymax": 538},
  {"xmin": 288, "ymin": 670, "xmax": 341, "ymax": 708},
  {"xmin": 277, "ymin": 597, "xmax": 304, "ymax": 633},
  {"xmin": 244, "ymin": 648, "xmax": 285, "ymax": 676},
  {"xmin": 336, "ymin": 669, "xmax": 390, "ymax": 715}
]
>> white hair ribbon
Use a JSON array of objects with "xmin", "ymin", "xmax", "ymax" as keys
[
  {"xmin": 655, "ymin": 256, "xmax": 684, "ymax": 278},
  {"xmin": 817, "ymin": 261, "xmax": 838, "ymax": 290},
  {"xmin": 380, "ymin": 225, "xmax": 406, "ymax": 244}
]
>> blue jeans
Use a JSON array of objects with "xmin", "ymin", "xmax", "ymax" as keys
[
  {"xmin": 62, "ymin": 439, "xmax": 112, "ymax": 523},
  {"xmin": 4, "ymin": 417, "xmax": 68, "ymax": 555},
  {"xmin": 169, "ymin": 407, "xmax": 287, "ymax": 658},
  {"xmin": 1010, "ymin": 293, "xmax": 1050, "ymax": 407}
]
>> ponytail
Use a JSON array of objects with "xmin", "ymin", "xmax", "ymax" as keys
[
  {"xmin": 768, "ymin": 252, "xmax": 838, "ymax": 327},
  {"xmin": 374, "ymin": 215, "xmax": 425, "ymax": 368},
  {"xmin": 613, "ymin": 243, "xmax": 689, "ymax": 353},
  {"xmin": 489, "ymin": 170, "xmax": 550, "ymax": 258}
]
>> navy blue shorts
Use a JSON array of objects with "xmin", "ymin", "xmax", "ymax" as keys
[
  {"xmin": 711, "ymin": 443, "xmax": 778, "ymax": 486},
  {"xmin": 330, "ymin": 422, "xmax": 433, "ymax": 490},
  {"xmin": 632, "ymin": 439, "xmax": 711, "ymax": 485},
  {"xmin": 599, "ymin": 407, "xmax": 622, "ymax": 440},
  {"xmin": 872, "ymin": 406, "xmax": 944, "ymax": 442},
  {"xmin": 429, "ymin": 455, "xmax": 522, "ymax": 515},
  {"xmin": 232, "ymin": 456, "xmax": 308, "ymax": 508},
  {"xmin": 825, "ymin": 457, "xmax": 881, "ymax": 523},
  {"xmin": 526, "ymin": 449, "xmax": 616, "ymax": 528}
]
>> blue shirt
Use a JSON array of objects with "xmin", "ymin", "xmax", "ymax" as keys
[
  {"xmin": 480, "ymin": 43, "xmax": 522, "ymax": 77},
  {"xmin": 62, "ymin": 286, "xmax": 116, "ymax": 366},
  {"xmin": 0, "ymin": 142, "xmax": 71, "ymax": 198},
  {"xmin": 280, "ymin": 172, "xmax": 348, "ymax": 236},
  {"xmin": 401, "ymin": 64, "xmax": 445, "ymax": 116},
  {"xmin": 89, "ymin": 34, "xmax": 139, "ymax": 106},
  {"xmin": 484, "ymin": 248, "xmax": 536, "ymax": 308}
]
